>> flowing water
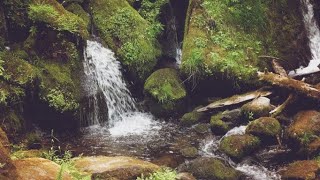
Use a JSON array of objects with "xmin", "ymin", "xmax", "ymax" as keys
[
  {"xmin": 201, "ymin": 126, "xmax": 281, "ymax": 180},
  {"xmin": 289, "ymin": 0, "xmax": 320, "ymax": 77},
  {"xmin": 82, "ymin": 40, "xmax": 160, "ymax": 136},
  {"xmin": 75, "ymin": 40, "xmax": 283, "ymax": 179}
]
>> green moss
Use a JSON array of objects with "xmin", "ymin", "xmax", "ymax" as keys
[
  {"xmin": 180, "ymin": 147, "xmax": 198, "ymax": 158},
  {"xmin": 28, "ymin": 0, "xmax": 89, "ymax": 39},
  {"xmin": 0, "ymin": 110, "xmax": 23, "ymax": 135},
  {"xmin": 181, "ymin": 0, "xmax": 263, "ymax": 85},
  {"xmin": 219, "ymin": 134, "xmax": 260, "ymax": 160},
  {"xmin": 65, "ymin": 3, "xmax": 90, "ymax": 30},
  {"xmin": 0, "ymin": 51, "xmax": 38, "ymax": 87},
  {"xmin": 144, "ymin": 68, "xmax": 186, "ymax": 111},
  {"xmin": 246, "ymin": 117, "xmax": 281, "ymax": 138},
  {"xmin": 90, "ymin": 0, "xmax": 161, "ymax": 80},
  {"xmin": 180, "ymin": 111, "xmax": 203, "ymax": 126},
  {"xmin": 38, "ymin": 60, "xmax": 80, "ymax": 113},
  {"xmin": 210, "ymin": 113, "xmax": 229, "ymax": 135}
]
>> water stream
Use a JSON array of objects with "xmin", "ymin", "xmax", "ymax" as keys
[
  {"xmin": 82, "ymin": 40, "xmax": 160, "ymax": 136},
  {"xmin": 289, "ymin": 0, "xmax": 320, "ymax": 77}
]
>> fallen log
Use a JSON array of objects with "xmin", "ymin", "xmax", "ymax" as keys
[
  {"xmin": 272, "ymin": 59, "xmax": 288, "ymax": 77},
  {"xmin": 197, "ymin": 89, "xmax": 272, "ymax": 112},
  {"xmin": 258, "ymin": 72, "xmax": 320, "ymax": 100}
]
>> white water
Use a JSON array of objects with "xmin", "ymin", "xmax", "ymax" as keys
[
  {"xmin": 176, "ymin": 44, "xmax": 182, "ymax": 66},
  {"xmin": 201, "ymin": 125, "xmax": 280, "ymax": 180},
  {"xmin": 289, "ymin": 0, "xmax": 320, "ymax": 77},
  {"xmin": 83, "ymin": 40, "xmax": 160, "ymax": 136}
]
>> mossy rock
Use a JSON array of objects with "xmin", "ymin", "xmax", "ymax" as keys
[
  {"xmin": 181, "ymin": 111, "xmax": 204, "ymax": 126},
  {"xmin": 246, "ymin": 117, "xmax": 281, "ymax": 140},
  {"xmin": 28, "ymin": 0, "xmax": 89, "ymax": 39},
  {"xmin": 194, "ymin": 123, "xmax": 210, "ymax": 134},
  {"xmin": 144, "ymin": 68, "xmax": 187, "ymax": 116},
  {"xmin": 241, "ymin": 97, "xmax": 273, "ymax": 120},
  {"xmin": 287, "ymin": 110, "xmax": 320, "ymax": 149},
  {"xmin": 210, "ymin": 113, "xmax": 230, "ymax": 135},
  {"xmin": 219, "ymin": 134, "xmax": 261, "ymax": 160},
  {"xmin": 90, "ymin": 0, "xmax": 161, "ymax": 81},
  {"xmin": 178, "ymin": 157, "xmax": 242, "ymax": 180},
  {"xmin": 0, "ymin": 110, "xmax": 23, "ymax": 136},
  {"xmin": 11, "ymin": 149, "xmax": 46, "ymax": 160},
  {"xmin": 180, "ymin": 147, "xmax": 198, "ymax": 158},
  {"xmin": 281, "ymin": 160, "xmax": 320, "ymax": 180}
]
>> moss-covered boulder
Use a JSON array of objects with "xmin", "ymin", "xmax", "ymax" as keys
[
  {"xmin": 180, "ymin": 110, "xmax": 204, "ymax": 126},
  {"xmin": 241, "ymin": 97, "xmax": 273, "ymax": 120},
  {"xmin": 73, "ymin": 156, "xmax": 160, "ymax": 180},
  {"xmin": 210, "ymin": 113, "xmax": 230, "ymax": 135},
  {"xmin": 90, "ymin": 0, "xmax": 162, "ymax": 81},
  {"xmin": 219, "ymin": 134, "xmax": 261, "ymax": 160},
  {"xmin": 28, "ymin": 0, "xmax": 89, "ymax": 39},
  {"xmin": 178, "ymin": 157, "xmax": 242, "ymax": 180},
  {"xmin": 281, "ymin": 160, "xmax": 320, "ymax": 180},
  {"xmin": 194, "ymin": 123, "xmax": 210, "ymax": 134},
  {"xmin": 144, "ymin": 68, "xmax": 187, "ymax": 116},
  {"xmin": 287, "ymin": 110, "xmax": 320, "ymax": 149},
  {"xmin": 246, "ymin": 117, "xmax": 281, "ymax": 141},
  {"xmin": 180, "ymin": 147, "xmax": 198, "ymax": 158}
]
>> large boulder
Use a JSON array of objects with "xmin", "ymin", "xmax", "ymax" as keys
[
  {"xmin": 9, "ymin": 158, "xmax": 72, "ymax": 180},
  {"xmin": 210, "ymin": 113, "xmax": 231, "ymax": 135},
  {"xmin": 219, "ymin": 134, "xmax": 261, "ymax": 160},
  {"xmin": 90, "ymin": 0, "xmax": 162, "ymax": 81},
  {"xmin": 241, "ymin": 97, "xmax": 273, "ymax": 120},
  {"xmin": 178, "ymin": 157, "xmax": 242, "ymax": 180},
  {"xmin": 281, "ymin": 160, "xmax": 320, "ymax": 180},
  {"xmin": 0, "ymin": 129, "xmax": 15, "ymax": 179},
  {"xmin": 144, "ymin": 68, "xmax": 187, "ymax": 116},
  {"xmin": 287, "ymin": 110, "xmax": 320, "ymax": 149},
  {"xmin": 73, "ymin": 156, "xmax": 160, "ymax": 180},
  {"xmin": 246, "ymin": 117, "xmax": 281, "ymax": 141}
]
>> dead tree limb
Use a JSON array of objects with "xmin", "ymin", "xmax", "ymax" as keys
[
  {"xmin": 197, "ymin": 89, "xmax": 272, "ymax": 112},
  {"xmin": 272, "ymin": 59, "xmax": 288, "ymax": 77},
  {"xmin": 258, "ymin": 72, "xmax": 320, "ymax": 100}
]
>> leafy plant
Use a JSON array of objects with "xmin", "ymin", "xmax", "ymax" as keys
[{"xmin": 137, "ymin": 168, "xmax": 177, "ymax": 180}]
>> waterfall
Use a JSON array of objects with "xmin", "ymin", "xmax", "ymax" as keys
[
  {"xmin": 289, "ymin": 0, "xmax": 320, "ymax": 77},
  {"xmin": 82, "ymin": 40, "xmax": 160, "ymax": 136}
]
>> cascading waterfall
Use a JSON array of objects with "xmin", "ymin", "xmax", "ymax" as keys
[
  {"xmin": 289, "ymin": 0, "xmax": 320, "ymax": 77},
  {"xmin": 82, "ymin": 40, "xmax": 160, "ymax": 136},
  {"xmin": 201, "ymin": 125, "xmax": 280, "ymax": 180}
]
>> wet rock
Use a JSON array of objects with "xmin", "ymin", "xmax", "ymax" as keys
[
  {"xmin": 177, "ymin": 172, "xmax": 196, "ymax": 180},
  {"xmin": 287, "ymin": 110, "xmax": 320, "ymax": 149},
  {"xmin": 180, "ymin": 147, "xmax": 198, "ymax": 158},
  {"xmin": 145, "ymin": 68, "xmax": 187, "ymax": 116},
  {"xmin": 307, "ymin": 138, "xmax": 320, "ymax": 155},
  {"xmin": 219, "ymin": 134, "xmax": 261, "ymax": 160},
  {"xmin": 10, "ymin": 158, "xmax": 72, "ymax": 180},
  {"xmin": 281, "ymin": 160, "xmax": 320, "ymax": 180},
  {"xmin": 73, "ymin": 156, "xmax": 160, "ymax": 180},
  {"xmin": 210, "ymin": 113, "xmax": 230, "ymax": 135},
  {"xmin": 241, "ymin": 97, "xmax": 273, "ymax": 120},
  {"xmin": 221, "ymin": 109, "xmax": 242, "ymax": 122},
  {"xmin": 178, "ymin": 157, "xmax": 242, "ymax": 180},
  {"xmin": 194, "ymin": 123, "xmax": 210, "ymax": 134},
  {"xmin": 181, "ymin": 111, "xmax": 204, "ymax": 126},
  {"xmin": 246, "ymin": 117, "xmax": 281, "ymax": 142}
]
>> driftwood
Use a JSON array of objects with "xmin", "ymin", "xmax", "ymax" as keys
[
  {"xmin": 197, "ymin": 89, "xmax": 272, "ymax": 112},
  {"xmin": 258, "ymin": 72, "xmax": 320, "ymax": 100},
  {"xmin": 269, "ymin": 59, "xmax": 295, "ymax": 117}
]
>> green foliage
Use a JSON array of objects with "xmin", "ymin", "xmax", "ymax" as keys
[
  {"xmin": 90, "ymin": 0, "xmax": 161, "ymax": 80},
  {"xmin": 181, "ymin": 0, "xmax": 266, "ymax": 86},
  {"xmin": 137, "ymin": 168, "xmax": 177, "ymax": 180},
  {"xmin": 28, "ymin": 0, "xmax": 89, "ymax": 38},
  {"xmin": 45, "ymin": 89, "xmax": 79, "ymax": 112},
  {"xmin": 26, "ymin": 132, "xmax": 42, "ymax": 149}
]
